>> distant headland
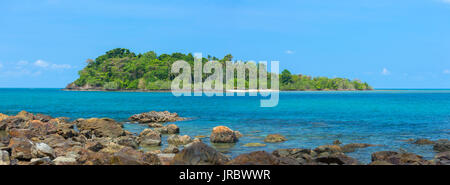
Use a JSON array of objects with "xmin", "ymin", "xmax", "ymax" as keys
[{"xmin": 65, "ymin": 48, "xmax": 373, "ymax": 91}]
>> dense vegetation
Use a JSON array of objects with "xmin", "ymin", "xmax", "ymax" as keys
[{"xmin": 67, "ymin": 48, "xmax": 372, "ymax": 91}]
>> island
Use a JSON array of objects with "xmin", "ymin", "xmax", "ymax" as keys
[{"xmin": 65, "ymin": 48, "xmax": 372, "ymax": 91}]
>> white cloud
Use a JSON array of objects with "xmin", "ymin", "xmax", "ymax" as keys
[
  {"xmin": 381, "ymin": 68, "xmax": 390, "ymax": 75},
  {"xmin": 444, "ymin": 69, "xmax": 450, "ymax": 74},
  {"xmin": 0, "ymin": 63, "xmax": 3, "ymax": 69},
  {"xmin": 51, "ymin": 63, "xmax": 72, "ymax": 69},
  {"xmin": 34, "ymin": 60, "xmax": 50, "ymax": 68},
  {"xmin": 285, "ymin": 50, "xmax": 294, "ymax": 54},
  {"xmin": 442, "ymin": 0, "xmax": 450, "ymax": 4}
]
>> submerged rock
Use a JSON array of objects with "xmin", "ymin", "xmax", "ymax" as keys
[
  {"xmin": 210, "ymin": 126, "xmax": 239, "ymax": 143},
  {"xmin": 243, "ymin": 143, "xmax": 266, "ymax": 147},
  {"xmin": 264, "ymin": 134, "xmax": 287, "ymax": 143},
  {"xmin": 75, "ymin": 118, "xmax": 125, "ymax": 138},
  {"xmin": 129, "ymin": 111, "xmax": 185, "ymax": 123},
  {"xmin": 170, "ymin": 141, "xmax": 230, "ymax": 165},
  {"xmin": 228, "ymin": 151, "xmax": 280, "ymax": 165},
  {"xmin": 413, "ymin": 138, "xmax": 435, "ymax": 145},
  {"xmin": 341, "ymin": 143, "xmax": 376, "ymax": 153}
]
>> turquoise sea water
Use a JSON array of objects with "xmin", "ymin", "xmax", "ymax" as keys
[{"xmin": 0, "ymin": 88, "xmax": 449, "ymax": 164}]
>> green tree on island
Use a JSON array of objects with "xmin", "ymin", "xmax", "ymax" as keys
[{"xmin": 67, "ymin": 48, "xmax": 373, "ymax": 91}]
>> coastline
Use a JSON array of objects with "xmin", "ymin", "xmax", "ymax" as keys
[{"xmin": 61, "ymin": 88, "xmax": 375, "ymax": 93}]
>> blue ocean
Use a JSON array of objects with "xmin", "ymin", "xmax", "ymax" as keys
[{"xmin": 1, "ymin": 88, "xmax": 449, "ymax": 164}]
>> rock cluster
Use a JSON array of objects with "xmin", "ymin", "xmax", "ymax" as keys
[{"xmin": 129, "ymin": 111, "xmax": 186, "ymax": 123}]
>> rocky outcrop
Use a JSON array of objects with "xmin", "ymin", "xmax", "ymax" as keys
[
  {"xmin": 228, "ymin": 151, "xmax": 280, "ymax": 165},
  {"xmin": 162, "ymin": 145, "xmax": 180, "ymax": 154},
  {"xmin": 210, "ymin": 126, "xmax": 239, "ymax": 143},
  {"xmin": 75, "ymin": 118, "xmax": 125, "ymax": 138},
  {"xmin": 370, "ymin": 151, "xmax": 432, "ymax": 165},
  {"xmin": 243, "ymin": 143, "xmax": 266, "ymax": 147},
  {"xmin": 264, "ymin": 134, "xmax": 287, "ymax": 143},
  {"xmin": 433, "ymin": 139, "xmax": 450, "ymax": 152},
  {"xmin": 138, "ymin": 129, "xmax": 162, "ymax": 147},
  {"xmin": 170, "ymin": 141, "xmax": 230, "ymax": 165},
  {"xmin": 129, "ymin": 111, "xmax": 186, "ymax": 123}
]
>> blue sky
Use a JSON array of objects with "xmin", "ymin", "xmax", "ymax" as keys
[{"xmin": 1, "ymin": 0, "xmax": 450, "ymax": 88}]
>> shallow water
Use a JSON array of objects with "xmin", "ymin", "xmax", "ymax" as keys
[{"xmin": 1, "ymin": 88, "xmax": 449, "ymax": 164}]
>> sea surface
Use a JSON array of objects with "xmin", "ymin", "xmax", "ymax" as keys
[{"xmin": 0, "ymin": 88, "xmax": 449, "ymax": 164}]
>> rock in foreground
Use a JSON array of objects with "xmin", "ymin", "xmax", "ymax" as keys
[{"xmin": 170, "ymin": 141, "xmax": 230, "ymax": 165}]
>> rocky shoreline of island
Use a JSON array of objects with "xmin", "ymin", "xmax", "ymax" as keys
[{"xmin": 0, "ymin": 111, "xmax": 449, "ymax": 165}]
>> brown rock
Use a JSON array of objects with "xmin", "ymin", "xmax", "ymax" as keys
[
  {"xmin": 8, "ymin": 137, "xmax": 34, "ymax": 160},
  {"xmin": 433, "ymin": 139, "xmax": 450, "ymax": 152},
  {"xmin": 413, "ymin": 138, "xmax": 435, "ymax": 145},
  {"xmin": 210, "ymin": 126, "xmax": 239, "ymax": 143},
  {"xmin": 171, "ymin": 141, "xmax": 230, "ymax": 165},
  {"xmin": 167, "ymin": 135, "xmax": 192, "ymax": 146},
  {"xmin": 138, "ymin": 129, "xmax": 161, "ymax": 146},
  {"xmin": 75, "ymin": 118, "xmax": 125, "ymax": 138},
  {"xmin": 228, "ymin": 151, "xmax": 280, "ymax": 165}
]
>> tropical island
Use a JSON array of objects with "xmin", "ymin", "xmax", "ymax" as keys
[{"xmin": 65, "ymin": 48, "xmax": 373, "ymax": 91}]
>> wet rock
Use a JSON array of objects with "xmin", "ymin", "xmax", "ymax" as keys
[
  {"xmin": 8, "ymin": 137, "xmax": 34, "ymax": 160},
  {"xmin": 32, "ymin": 142, "xmax": 55, "ymax": 159},
  {"xmin": 129, "ymin": 111, "xmax": 186, "ymax": 123},
  {"xmin": 53, "ymin": 156, "xmax": 77, "ymax": 165},
  {"xmin": 341, "ymin": 143, "xmax": 376, "ymax": 153},
  {"xmin": 228, "ymin": 151, "xmax": 280, "ymax": 165},
  {"xmin": 433, "ymin": 151, "xmax": 450, "ymax": 165},
  {"xmin": 162, "ymin": 145, "xmax": 180, "ymax": 154},
  {"xmin": 210, "ymin": 126, "xmax": 239, "ymax": 143},
  {"xmin": 167, "ymin": 135, "xmax": 192, "ymax": 146},
  {"xmin": 433, "ymin": 139, "xmax": 450, "ymax": 152},
  {"xmin": 30, "ymin": 157, "xmax": 53, "ymax": 165},
  {"xmin": 413, "ymin": 138, "xmax": 435, "ymax": 145},
  {"xmin": 371, "ymin": 151, "xmax": 432, "ymax": 165},
  {"xmin": 243, "ymin": 143, "xmax": 266, "ymax": 147},
  {"xmin": 75, "ymin": 118, "xmax": 125, "ymax": 138},
  {"xmin": 0, "ymin": 150, "xmax": 10, "ymax": 165},
  {"xmin": 138, "ymin": 129, "xmax": 161, "ymax": 147},
  {"xmin": 171, "ymin": 141, "xmax": 230, "ymax": 165},
  {"xmin": 264, "ymin": 134, "xmax": 287, "ymax": 143}
]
